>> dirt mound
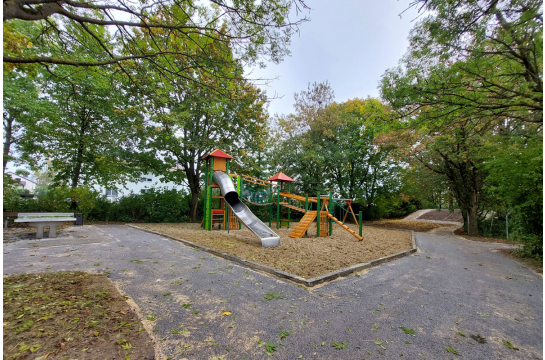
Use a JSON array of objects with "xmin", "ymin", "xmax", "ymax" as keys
[{"xmin": 417, "ymin": 209, "xmax": 463, "ymax": 222}]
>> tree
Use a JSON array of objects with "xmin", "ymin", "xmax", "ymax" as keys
[
  {"xmin": 271, "ymin": 82, "xmax": 403, "ymax": 218},
  {"xmin": 3, "ymin": 71, "xmax": 50, "ymax": 172},
  {"xmin": 380, "ymin": 0, "xmax": 543, "ymax": 236},
  {"xmin": 482, "ymin": 127, "xmax": 542, "ymax": 256},
  {"xmin": 383, "ymin": 0, "xmax": 542, "ymax": 127},
  {"xmin": 326, "ymin": 98, "xmax": 399, "ymax": 207},
  {"xmin": 270, "ymin": 81, "xmax": 337, "ymax": 194},
  {"xmin": 401, "ymin": 163, "xmax": 453, "ymax": 209},
  {"xmin": 416, "ymin": 123, "xmax": 486, "ymax": 236},
  {"xmin": 140, "ymin": 33, "xmax": 270, "ymax": 221},
  {"xmin": 3, "ymin": 0, "xmax": 309, "ymax": 92},
  {"xmin": 19, "ymin": 66, "xmax": 146, "ymax": 206}
]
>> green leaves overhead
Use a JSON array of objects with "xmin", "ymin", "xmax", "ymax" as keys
[
  {"xmin": 4, "ymin": 0, "xmax": 308, "ymax": 94},
  {"xmin": 381, "ymin": 0, "xmax": 542, "ymax": 129},
  {"xmin": 381, "ymin": 0, "xmax": 542, "ymax": 241}
]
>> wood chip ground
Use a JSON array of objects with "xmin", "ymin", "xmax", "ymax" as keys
[{"xmin": 134, "ymin": 222, "xmax": 412, "ymax": 279}]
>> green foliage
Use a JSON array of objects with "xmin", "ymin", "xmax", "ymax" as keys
[
  {"xmin": 502, "ymin": 340, "xmax": 519, "ymax": 351},
  {"xmin": 400, "ymin": 327, "xmax": 415, "ymax": 336},
  {"xmin": 265, "ymin": 342, "xmax": 277, "ymax": 353},
  {"xmin": 4, "ymin": 0, "xmax": 303, "ymax": 80},
  {"xmin": 381, "ymin": 0, "xmax": 542, "ymax": 127},
  {"xmin": 381, "ymin": 0, "xmax": 543, "ymax": 242},
  {"xmin": 263, "ymin": 292, "xmax": 282, "ymax": 301},
  {"xmin": 271, "ymin": 82, "xmax": 403, "ymax": 221},
  {"xmin": 3, "ymin": 186, "xmax": 191, "ymax": 223},
  {"xmin": 445, "ymin": 345, "xmax": 459, "ymax": 355},
  {"xmin": 331, "ymin": 341, "xmax": 347, "ymax": 350},
  {"xmin": 19, "ymin": 65, "xmax": 146, "ymax": 189},
  {"xmin": 88, "ymin": 189, "xmax": 191, "ymax": 223}
]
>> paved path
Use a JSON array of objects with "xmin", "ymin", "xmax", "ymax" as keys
[{"xmin": 3, "ymin": 225, "xmax": 542, "ymax": 359}]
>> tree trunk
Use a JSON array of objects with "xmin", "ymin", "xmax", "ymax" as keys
[
  {"xmin": 70, "ymin": 117, "xmax": 86, "ymax": 210},
  {"xmin": 463, "ymin": 195, "xmax": 479, "ymax": 236},
  {"xmin": 3, "ymin": 115, "xmax": 13, "ymax": 173},
  {"xmin": 190, "ymin": 191, "xmax": 199, "ymax": 222}
]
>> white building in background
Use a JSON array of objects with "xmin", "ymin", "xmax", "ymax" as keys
[
  {"xmin": 97, "ymin": 172, "xmax": 186, "ymax": 200},
  {"xmin": 5, "ymin": 171, "xmax": 38, "ymax": 193}
]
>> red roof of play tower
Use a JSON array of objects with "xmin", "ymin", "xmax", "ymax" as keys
[
  {"xmin": 202, "ymin": 148, "xmax": 233, "ymax": 160},
  {"xmin": 267, "ymin": 171, "xmax": 295, "ymax": 182}
]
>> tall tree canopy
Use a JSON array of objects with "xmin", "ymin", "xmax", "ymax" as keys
[
  {"xmin": 383, "ymin": 0, "xmax": 542, "ymax": 128},
  {"xmin": 19, "ymin": 66, "xmax": 146, "ymax": 192},
  {"xmin": 138, "ymin": 26, "xmax": 270, "ymax": 221},
  {"xmin": 3, "ymin": 0, "xmax": 309, "ymax": 93},
  {"xmin": 381, "ymin": 0, "xmax": 542, "ymax": 239},
  {"xmin": 271, "ymin": 82, "xmax": 401, "ymax": 217}
]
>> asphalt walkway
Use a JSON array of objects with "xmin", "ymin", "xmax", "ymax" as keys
[{"xmin": 3, "ymin": 225, "xmax": 542, "ymax": 359}]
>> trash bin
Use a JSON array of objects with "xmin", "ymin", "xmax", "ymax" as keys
[{"xmin": 75, "ymin": 213, "xmax": 84, "ymax": 225}]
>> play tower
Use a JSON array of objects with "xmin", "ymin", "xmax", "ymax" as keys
[{"xmin": 201, "ymin": 148, "xmax": 364, "ymax": 247}]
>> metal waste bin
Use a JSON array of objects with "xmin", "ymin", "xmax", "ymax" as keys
[{"xmin": 74, "ymin": 213, "xmax": 84, "ymax": 225}]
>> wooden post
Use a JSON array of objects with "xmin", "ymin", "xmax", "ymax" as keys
[
  {"xmin": 359, "ymin": 211, "xmax": 363, "ymax": 238},
  {"xmin": 305, "ymin": 194, "xmax": 309, "ymax": 236},
  {"xmin": 316, "ymin": 191, "xmax": 321, "ymax": 237},
  {"xmin": 288, "ymin": 182, "xmax": 291, "ymax": 228},
  {"xmin": 276, "ymin": 183, "xmax": 280, "ymax": 229}
]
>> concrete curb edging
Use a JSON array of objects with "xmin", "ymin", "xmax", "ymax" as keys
[{"xmin": 125, "ymin": 224, "xmax": 416, "ymax": 287}]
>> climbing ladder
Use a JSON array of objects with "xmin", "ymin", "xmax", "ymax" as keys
[
  {"xmin": 327, "ymin": 213, "xmax": 363, "ymax": 241},
  {"xmin": 288, "ymin": 211, "xmax": 317, "ymax": 238}
]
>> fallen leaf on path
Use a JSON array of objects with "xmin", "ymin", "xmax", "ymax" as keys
[{"xmin": 222, "ymin": 312, "xmax": 231, "ymax": 317}]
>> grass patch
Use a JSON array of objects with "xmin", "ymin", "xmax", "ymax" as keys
[{"xmin": 3, "ymin": 271, "xmax": 154, "ymax": 359}]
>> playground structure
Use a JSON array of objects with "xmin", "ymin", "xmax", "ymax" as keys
[{"xmin": 202, "ymin": 149, "xmax": 364, "ymax": 247}]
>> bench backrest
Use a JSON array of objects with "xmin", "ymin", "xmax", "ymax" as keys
[{"xmin": 17, "ymin": 212, "xmax": 74, "ymax": 219}]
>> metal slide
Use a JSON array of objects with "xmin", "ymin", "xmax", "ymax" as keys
[{"xmin": 213, "ymin": 171, "xmax": 280, "ymax": 247}]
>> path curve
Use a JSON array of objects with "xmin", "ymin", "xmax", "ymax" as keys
[{"xmin": 3, "ymin": 225, "xmax": 542, "ymax": 359}]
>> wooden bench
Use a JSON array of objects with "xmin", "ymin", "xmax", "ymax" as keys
[{"xmin": 14, "ymin": 213, "xmax": 76, "ymax": 239}]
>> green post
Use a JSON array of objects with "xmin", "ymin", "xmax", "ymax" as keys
[
  {"xmin": 316, "ymin": 191, "xmax": 321, "ymax": 237},
  {"xmin": 359, "ymin": 211, "xmax": 363, "ymax": 238},
  {"xmin": 287, "ymin": 183, "xmax": 291, "ymax": 228},
  {"xmin": 276, "ymin": 183, "xmax": 280, "ymax": 229},
  {"xmin": 223, "ymin": 160, "xmax": 229, "ymax": 230},
  {"xmin": 207, "ymin": 157, "xmax": 214, "ymax": 230},
  {"xmin": 269, "ymin": 183, "xmax": 272, "ymax": 227},
  {"xmin": 237, "ymin": 175, "xmax": 242, "ymax": 229},
  {"xmin": 329, "ymin": 191, "xmax": 333, "ymax": 236},
  {"xmin": 203, "ymin": 159, "xmax": 209, "ymax": 229}
]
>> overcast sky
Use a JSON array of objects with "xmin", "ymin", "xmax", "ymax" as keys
[{"xmin": 248, "ymin": 0, "xmax": 420, "ymax": 117}]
